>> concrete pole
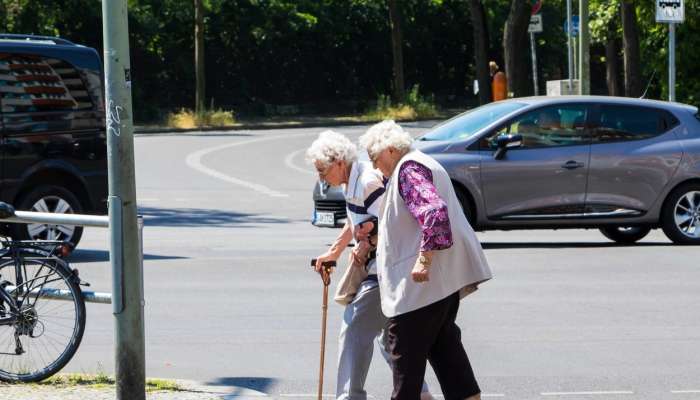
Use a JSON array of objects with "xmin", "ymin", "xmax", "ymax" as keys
[
  {"xmin": 102, "ymin": 1, "xmax": 146, "ymax": 399},
  {"xmin": 669, "ymin": 23, "xmax": 676, "ymax": 102},
  {"xmin": 530, "ymin": 32, "xmax": 539, "ymax": 96},
  {"xmin": 567, "ymin": 0, "xmax": 573, "ymax": 92},
  {"xmin": 579, "ymin": 0, "xmax": 590, "ymax": 95}
]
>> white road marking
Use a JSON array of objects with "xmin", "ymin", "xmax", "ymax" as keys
[
  {"xmin": 138, "ymin": 198, "xmax": 159, "ymax": 202},
  {"xmin": 434, "ymin": 394, "xmax": 504, "ymax": 398},
  {"xmin": 279, "ymin": 395, "xmax": 335, "ymax": 398},
  {"xmin": 671, "ymin": 390, "xmax": 700, "ymax": 394},
  {"xmin": 285, "ymin": 148, "xmax": 316, "ymax": 175},
  {"xmin": 185, "ymin": 132, "xmax": 317, "ymax": 198},
  {"xmin": 541, "ymin": 390, "xmax": 634, "ymax": 396}
]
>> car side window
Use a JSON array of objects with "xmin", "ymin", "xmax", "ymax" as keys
[
  {"xmin": 592, "ymin": 105, "xmax": 666, "ymax": 143},
  {"xmin": 1, "ymin": 53, "xmax": 95, "ymax": 133},
  {"xmin": 481, "ymin": 104, "xmax": 589, "ymax": 150}
]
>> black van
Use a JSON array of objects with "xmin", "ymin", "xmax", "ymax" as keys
[{"xmin": 0, "ymin": 34, "xmax": 107, "ymax": 247}]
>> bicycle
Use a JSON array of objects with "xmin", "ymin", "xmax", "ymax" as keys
[{"xmin": 0, "ymin": 239, "xmax": 87, "ymax": 382}]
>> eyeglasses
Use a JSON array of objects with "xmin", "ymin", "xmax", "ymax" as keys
[
  {"xmin": 368, "ymin": 150, "xmax": 383, "ymax": 164},
  {"xmin": 316, "ymin": 162, "xmax": 334, "ymax": 178}
]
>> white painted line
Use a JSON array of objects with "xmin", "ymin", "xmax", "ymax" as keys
[
  {"xmin": 185, "ymin": 132, "xmax": 318, "ymax": 198},
  {"xmin": 138, "ymin": 198, "xmax": 159, "ymax": 202},
  {"xmin": 671, "ymin": 390, "xmax": 700, "ymax": 394},
  {"xmin": 542, "ymin": 391, "xmax": 633, "ymax": 396},
  {"xmin": 279, "ymin": 394, "xmax": 335, "ymax": 398},
  {"xmin": 433, "ymin": 394, "xmax": 504, "ymax": 398},
  {"xmin": 284, "ymin": 148, "xmax": 316, "ymax": 175}
]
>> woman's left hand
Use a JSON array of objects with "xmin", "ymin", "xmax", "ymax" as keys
[{"xmin": 411, "ymin": 259, "xmax": 430, "ymax": 283}]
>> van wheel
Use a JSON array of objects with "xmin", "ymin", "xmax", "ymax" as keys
[
  {"xmin": 599, "ymin": 226, "xmax": 651, "ymax": 244},
  {"xmin": 661, "ymin": 183, "xmax": 700, "ymax": 245},
  {"xmin": 11, "ymin": 185, "xmax": 84, "ymax": 249}
]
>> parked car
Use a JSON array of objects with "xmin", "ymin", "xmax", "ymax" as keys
[
  {"xmin": 0, "ymin": 34, "xmax": 108, "ymax": 248},
  {"xmin": 312, "ymin": 96, "xmax": 700, "ymax": 245}
]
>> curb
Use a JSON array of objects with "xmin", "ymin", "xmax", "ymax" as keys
[{"xmin": 133, "ymin": 115, "xmax": 453, "ymax": 135}]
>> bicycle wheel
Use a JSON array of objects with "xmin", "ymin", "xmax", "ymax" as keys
[{"xmin": 0, "ymin": 254, "xmax": 86, "ymax": 382}]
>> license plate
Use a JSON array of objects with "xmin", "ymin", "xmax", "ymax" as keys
[{"xmin": 316, "ymin": 211, "xmax": 335, "ymax": 226}]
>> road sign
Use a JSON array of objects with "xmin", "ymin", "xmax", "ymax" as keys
[
  {"xmin": 656, "ymin": 0, "xmax": 684, "ymax": 23},
  {"xmin": 529, "ymin": 14, "xmax": 543, "ymax": 33},
  {"xmin": 531, "ymin": 0, "xmax": 543, "ymax": 15},
  {"xmin": 564, "ymin": 15, "xmax": 579, "ymax": 37}
]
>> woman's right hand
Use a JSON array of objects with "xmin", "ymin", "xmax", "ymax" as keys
[{"xmin": 314, "ymin": 252, "xmax": 337, "ymax": 274}]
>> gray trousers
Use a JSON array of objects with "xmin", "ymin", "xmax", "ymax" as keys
[{"xmin": 336, "ymin": 280, "xmax": 429, "ymax": 400}]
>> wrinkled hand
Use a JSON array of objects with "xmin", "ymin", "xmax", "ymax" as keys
[
  {"xmin": 350, "ymin": 240, "xmax": 372, "ymax": 268},
  {"xmin": 354, "ymin": 220, "xmax": 375, "ymax": 242},
  {"xmin": 411, "ymin": 258, "xmax": 430, "ymax": 283},
  {"xmin": 314, "ymin": 252, "xmax": 337, "ymax": 274}
]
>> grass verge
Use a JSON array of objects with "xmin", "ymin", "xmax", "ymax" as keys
[
  {"xmin": 2, "ymin": 373, "xmax": 185, "ymax": 392},
  {"xmin": 166, "ymin": 108, "xmax": 236, "ymax": 129},
  {"xmin": 361, "ymin": 85, "xmax": 440, "ymax": 121}
]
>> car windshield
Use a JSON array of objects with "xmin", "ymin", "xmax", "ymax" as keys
[{"xmin": 420, "ymin": 101, "xmax": 527, "ymax": 141}]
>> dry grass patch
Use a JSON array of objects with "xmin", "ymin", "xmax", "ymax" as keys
[{"xmin": 166, "ymin": 108, "xmax": 236, "ymax": 129}]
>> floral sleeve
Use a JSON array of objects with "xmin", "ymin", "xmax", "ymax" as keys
[{"xmin": 398, "ymin": 160, "xmax": 453, "ymax": 251}]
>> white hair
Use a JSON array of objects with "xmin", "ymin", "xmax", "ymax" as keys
[
  {"xmin": 305, "ymin": 130, "xmax": 357, "ymax": 167},
  {"xmin": 358, "ymin": 120, "xmax": 413, "ymax": 158}
]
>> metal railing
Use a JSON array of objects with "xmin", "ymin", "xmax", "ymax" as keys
[{"xmin": 0, "ymin": 204, "xmax": 144, "ymax": 305}]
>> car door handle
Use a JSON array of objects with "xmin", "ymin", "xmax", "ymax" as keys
[{"xmin": 561, "ymin": 161, "xmax": 585, "ymax": 170}]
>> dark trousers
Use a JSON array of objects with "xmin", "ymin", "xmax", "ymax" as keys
[{"xmin": 385, "ymin": 292, "xmax": 479, "ymax": 400}]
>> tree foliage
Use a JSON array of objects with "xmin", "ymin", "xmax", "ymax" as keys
[{"xmin": 1, "ymin": 0, "xmax": 697, "ymax": 122}]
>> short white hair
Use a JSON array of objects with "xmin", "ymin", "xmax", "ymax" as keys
[
  {"xmin": 358, "ymin": 120, "xmax": 413, "ymax": 158},
  {"xmin": 305, "ymin": 130, "xmax": 357, "ymax": 167}
]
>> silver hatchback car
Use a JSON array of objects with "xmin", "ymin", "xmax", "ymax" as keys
[{"xmin": 313, "ymin": 96, "xmax": 700, "ymax": 245}]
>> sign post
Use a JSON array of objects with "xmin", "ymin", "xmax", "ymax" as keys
[
  {"xmin": 566, "ymin": 0, "xmax": 573, "ymax": 93},
  {"xmin": 656, "ymin": 0, "xmax": 684, "ymax": 101},
  {"xmin": 529, "ymin": 13, "xmax": 543, "ymax": 95},
  {"xmin": 102, "ymin": 1, "xmax": 146, "ymax": 399}
]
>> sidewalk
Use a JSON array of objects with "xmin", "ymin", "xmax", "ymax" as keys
[{"xmin": 0, "ymin": 380, "xmax": 269, "ymax": 400}]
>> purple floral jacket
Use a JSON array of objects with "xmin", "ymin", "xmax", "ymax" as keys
[{"xmin": 398, "ymin": 160, "xmax": 453, "ymax": 252}]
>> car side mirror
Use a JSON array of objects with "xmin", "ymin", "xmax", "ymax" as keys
[{"xmin": 494, "ymin": 134, "xmax": 523, "ymax": 160}]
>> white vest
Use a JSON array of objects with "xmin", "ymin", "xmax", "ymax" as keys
[{"xmin": 377, "ymin": 150, "xmax": 493, "ymax": 317}]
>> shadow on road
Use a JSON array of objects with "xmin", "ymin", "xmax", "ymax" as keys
[
  {"xmin": 482, "ymin": 241, "xmax": 674, "ymax": 249},
  {"xmin": 68, "ymin": 249, "xmax": 188, "ymax": 263},
  {"xmin": 138, "ymin": 207, "xmax": 290, "ymax": 227},
  {"xmin": 204, "ymin": 377, "xmax": 277, "ymax": 396}
]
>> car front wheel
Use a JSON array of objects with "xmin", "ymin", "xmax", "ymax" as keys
[
  {"xmin": 599, "ymin": 226, "xmax": 651, "ymax": 244},
  {"xmin": 11, "ymin": 185, "xmax": 84, "ymax": 249},
  {"xmin": 661, "ymin": 183, "xmax": 700, "ymax": 245}
]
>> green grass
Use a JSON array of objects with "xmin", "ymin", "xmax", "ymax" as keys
[{"xmin": 9, "ymin": 373, "xmax": 185, "ymax": 392}]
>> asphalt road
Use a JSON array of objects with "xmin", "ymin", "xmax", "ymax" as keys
[{"xmin": 66, "ymin": 123, "xmax": 700, "ymax": 400}]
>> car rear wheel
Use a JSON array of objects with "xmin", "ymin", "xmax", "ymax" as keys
[
  {"xmin": 11, "ymin": 185, "xmax": 84, "ymax": 249},
  {"xmin": 454, "ymin": 185, "xmax": 475, "ymax": 227},
  {"xmin": 661, "ymin": 183, "xmax": 700, "ymax": 245},
  {"xmin": 599, "ymin": 226, "xmax": 651, "ymax": 244}
]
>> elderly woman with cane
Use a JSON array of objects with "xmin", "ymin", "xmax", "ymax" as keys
[
  {"xmin": 306, "ymin": 130, "xmax": 433, "ymax": 400},
  {"xmin": 359, "ymin": 121, "xmax": 492, "ymax": 400}
]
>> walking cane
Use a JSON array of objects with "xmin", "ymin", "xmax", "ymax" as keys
[{"xmin": 311, "ymin": 259, "xmax": 336, "ymax": 400}]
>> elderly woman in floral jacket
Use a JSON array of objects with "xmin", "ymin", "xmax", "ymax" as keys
[{"xmin": 359, "ymin": 121, "xmax": 492, "ymax": 400}]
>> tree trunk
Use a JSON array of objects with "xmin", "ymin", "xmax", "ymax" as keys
[
  {"xmin": 620, "ymin": 0, "xmax": 642, "ymax": 97},
  {"xmin": 605, "ymin": 38, "xmax": 622, "ymax": 97},
  {"xmin": 388, "ymin": 0, "xmax": 405, "ymax": 103},
  {"xmin": 469, "ymin": 0, "xmax": 491, "ymax": 105},
  {"xmin": 503, "ymin": 0, "xmax": 532, "ymax": 97},
  {"xmin": 195, "ymin": 0, "xmax": 205, "ymax": 113}
]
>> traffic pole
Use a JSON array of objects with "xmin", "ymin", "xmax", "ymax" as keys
[
  {"xmin": 566, "ymin": 0, "xmax": 573, "ymax": 93},
  {"xmin": 102, "ymin": 1, "xmax": 146, "ymax": 399},
  {"xmin": 669, "ymin": 23, "xmax": 676, "ymax": 102},
  {"xmin": 530, "ymin": 32, "xmax": 539, "ymax": 96},
  {"xmin": 579, "ymin": 0, "xmax": 590, "ymax": 95}
]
